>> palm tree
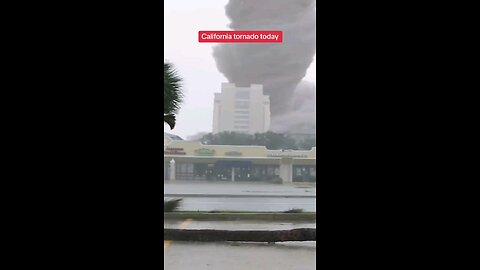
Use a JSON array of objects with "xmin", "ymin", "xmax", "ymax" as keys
[{"xmin": 164, "ymin": 62, "xmax": 183, "ymax": 130}]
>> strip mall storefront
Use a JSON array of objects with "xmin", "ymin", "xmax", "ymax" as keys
[{"xmin": 164, "ymin": 141, "xmax": 316, "ymax": 183}]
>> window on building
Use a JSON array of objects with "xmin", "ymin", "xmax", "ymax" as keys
[
  {"xmin": 234, "ymin": 110, "xmax": 250, "ymax": 114},
  {"xmin": 235, "ymin": 101, "xmax": 249, "ymax": 109},
  {"xmin": 235, "ymin": 115, "xmax": 250, "ymax": 119},
  {"xmin": 234, "ymin": 119, "xmax": 249, "ymax": 124},
  {"xmin": 235, "ymin": 90, "xmax": 250, "ymax": 99},
  {"xmin": 234, "ymin": 125, "xmax": 249, "ymax": 130}
]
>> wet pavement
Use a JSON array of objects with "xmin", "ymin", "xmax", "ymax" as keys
[
  {"xmin": 164, "ymin": 220, "xmax": 316, "ymax": 270},
  {"xmin": 164, "ymin": 182, "xmax": 317, "ymax": 212},
  {"xmin": 164, "ymin": 196, "xmax": 316, "ymax": 212},
  {"xmin": 165, "ymin": 181, "xmax": 316, "ymax": 196},
  {"xmin": 165, "ymin": 220, "xmax": 316, "ymax": 231},
  {"xmin": 165, "ymin": 241, "xmax": 316, "ymax": 270}
]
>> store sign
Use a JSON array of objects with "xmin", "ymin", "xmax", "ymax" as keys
[
  {"xmin": 267, "ymin": 153, "xmax": 308, "ymax": 158},
  {"xmin": 164, "ymin": 147, "xmax": 186, "ymax": 155},
  {"xmin": 194, "ymin": 148, "xmax": 216, "ymax": 156},
  {"xmin": 225, "ymin": 151, "xmax": 242, "ymax": 156}
]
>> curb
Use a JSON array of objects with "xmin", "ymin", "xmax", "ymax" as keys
[
  {"xmin": 164, "ymin": 193, "xmax": 316, "ymax": 198},
  {"xmin": 164, "ymin": 212, "xmax": 316, "ymax": 222}
]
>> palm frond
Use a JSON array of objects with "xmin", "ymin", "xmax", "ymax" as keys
[
  {"xmin": 164, "ymin": 198, "xmax": 182, "ymax": 212},
  {"xmin": 164, "ymin": 62, "xmax": 183, "ymax": 115},
  {"xmin": 164, "ymin": 114, "xmax": 176, "ymax": 130}
]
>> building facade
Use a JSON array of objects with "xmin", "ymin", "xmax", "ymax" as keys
[
  {"xmin": 164, "ymin": 132, "xmax": 183, "ymax": 145},
  {"xmin": 164, "ymin": 140, "xmax": 316, "ymax": 184},
  {"xmin": 212, "ymin": 83, "xmax": 270, "ymax": 134}
]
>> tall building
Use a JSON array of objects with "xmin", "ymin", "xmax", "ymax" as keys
[{"xmin": 213, "ymin": 83, "xmax": 270, "ymax": 134}]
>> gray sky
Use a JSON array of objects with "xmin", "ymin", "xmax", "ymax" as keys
[{"xmin": 164, "ymin": 0, "xmax": 316, "ymax": 139}]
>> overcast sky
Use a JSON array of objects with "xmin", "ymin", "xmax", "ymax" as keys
[{"xmin": 164, "ymin": 0, "xmax": 316, "ymax": 139}]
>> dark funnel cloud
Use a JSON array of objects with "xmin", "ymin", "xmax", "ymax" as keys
[{"xmin": 213, "ymin": 0, "xmax": 316, "ymax": 134}]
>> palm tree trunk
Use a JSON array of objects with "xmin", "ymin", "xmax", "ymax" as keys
[{"xmin": 164, "ymin": 228, "xmax": 316, "ymax": 242}]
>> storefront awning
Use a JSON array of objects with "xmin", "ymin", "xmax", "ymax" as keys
[{"xmin": 215, "ymin": 160, "xmax": 253, "ymax": 168}]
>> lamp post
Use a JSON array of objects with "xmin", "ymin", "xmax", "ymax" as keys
[{"xmin": 169, "ymin": 158, "xmax": 176, "ymax": 181}]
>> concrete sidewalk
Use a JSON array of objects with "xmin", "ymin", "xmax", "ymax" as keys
[
  {"xmin": 164, "ymin": 193, "xmax": 316, "ymax": 198},
  {"xmin": 164, "ymin": 212, "xmax": 316, "ymax": 222}
]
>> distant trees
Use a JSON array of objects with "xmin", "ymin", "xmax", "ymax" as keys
[
  {"xmin": 198, "ymin": 131, "xmax": 315, "ymax": 150},
  {"xmin": 201, "ymin": 131, "xmax": 254, "ymax": 146},
  {"xmin": 297, "ymin": 137, "xmax": 316, "ymax": 150}
]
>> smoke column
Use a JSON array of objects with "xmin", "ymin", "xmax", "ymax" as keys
[{"xmin": 213, "ymin": 0, "xmax": 316, "ymax": 134}]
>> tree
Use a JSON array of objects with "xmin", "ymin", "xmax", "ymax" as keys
[
  {"xmin": 205, "ymin": 131, "xmax": 254, "ymax": 145},
  {"xmin": 200, "ymin": 131, "xmax": 298, "ymax": 150},
  {"xmin": 262, "ymin": 131, "xmax": 297, "ymax": 150},
  {"xmin": 164, "ymin": 62, "xmax": 183, "ymax": 130},
  {"xmin": 297, "ymin": 137, "xmax": 316, "ymax": 150}
]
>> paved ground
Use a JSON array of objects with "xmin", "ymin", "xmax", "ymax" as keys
[
  {"xmin": 165, "ymin": 181, "xmax": 316, "ymax": 196},
  {"xmin": 165, "ymin": 181, "xmax": 317, "ymax": 212},
  {"xmin": 164, "ymin": 220, "xmax": 316, "ymax": 270},
  {"xmin": 165, "ymin": 220, "xmax": 317, "ymax": 230},
  {"xmin": 165, "ymin": 241, "xmax": 316, "ymax": 270},
  {"xmin": 164, "ymin": 196, "xmax": 316, "ymax": 212}
]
